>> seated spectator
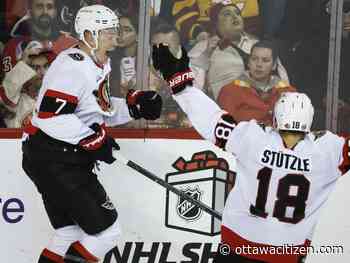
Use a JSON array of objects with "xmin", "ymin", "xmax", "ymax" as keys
[
  {"xmin": 0, "ymin": 41, "xmax": 52, "ymax": 127},
  {"xmin": 217, "ymin": 40, "xmax": 295, "ymax": 126},
  {"xmin": 189, "ymin": 1, "xmax": 289, "ymax": 100}
]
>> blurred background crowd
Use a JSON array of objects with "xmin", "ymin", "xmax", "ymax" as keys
[{"xmin": 0, "ymin": 0, "xmax": 349, "ymax": 132}]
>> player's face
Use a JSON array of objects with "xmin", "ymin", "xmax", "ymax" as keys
[
  {"xmin": 25, "ymin": 54, "xmax": 49, "ymax": 96},
  {"xmin": 217, "ymin": 6, "xmax": 243, "ymax": 39},
  {"xmin": 29, "ymin": 54, "xmax": 49, "ymax": 78},
  {"xmin": 99, "ymin": 27, "xmax": 120, "ymax": 52},
  {"xmin": 248, "ymin": 47, "xmax": 274, "ymax": 83},
  {"xmin": 31, "ymin": 0, "xmax": 57, "ymax": 29},
  {"xmin": 116, "ymin": 17, "xmax": 138, "ymax": 48}
]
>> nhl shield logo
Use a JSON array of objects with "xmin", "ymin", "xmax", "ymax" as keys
[{"xmin": 176, "ymin": 186, "xmax": 203, "ymax": 221}]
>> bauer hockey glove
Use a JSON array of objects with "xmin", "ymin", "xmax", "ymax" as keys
[
  {"xmin": 152, "ymin": 43, "xmax": 194, "ymax": 94},
  {"xmin": 126, "ymin": 89, "xmax": 162, "ymax": 120},
  {"xmin": 79, "ymin": 123, "xmax": 120, "ymax": 164}
]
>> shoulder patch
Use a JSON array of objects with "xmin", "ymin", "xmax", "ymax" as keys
[
  {"xmin": 312, "ymin": 130, "xmax": 327, "ymax": 140},
  {"xmin": 68, "ymin": 53, "xmax": 84, "ymax": 61}
]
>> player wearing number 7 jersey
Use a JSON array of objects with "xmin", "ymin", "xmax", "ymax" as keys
[
  {"xmin": 152, "ymin": 43, "xmax": 350, "ymax": 263},
  {"xmin": 21, "ymin": 5, "xmax": 162, "ymax": 263}
]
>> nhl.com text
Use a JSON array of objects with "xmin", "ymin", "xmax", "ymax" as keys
[{"xmin": 218, "ymin": 243, "xmax": 344, "ymax": 257}]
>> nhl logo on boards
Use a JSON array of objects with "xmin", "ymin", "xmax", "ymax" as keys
[
  {"xmin": 176, "ymin": 186, "xmax": 203, "ymax": 221},
  {"xmin": 165, "ymin": 150, "xmax": 235, "ymax": 236}
]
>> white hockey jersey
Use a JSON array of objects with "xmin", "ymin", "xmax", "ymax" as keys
[
  {"xmin": 31, "ymin": 48, "xmax": 132, "ymax": 144},
  {"xmin": 174, "ymin": 86, "xmax": 350, "ymax": 261}
]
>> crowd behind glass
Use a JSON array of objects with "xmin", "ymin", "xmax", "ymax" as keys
[{"xmin": 0, "ymin": 0, "xmax": 349, "ymax": 132}]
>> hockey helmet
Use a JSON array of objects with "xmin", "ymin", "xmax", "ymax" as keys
[
  {"xmin": 74, "ymin": 5, "xmax": 119, "ymax": 49},
  {"xmin": 273, "ymin": 92, "xmax": 314, "ymax": 132}
]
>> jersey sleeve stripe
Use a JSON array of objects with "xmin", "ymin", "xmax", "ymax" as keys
[
  {"xmin": 37, "ymin": 112, "xmax": 56, "ymax": 119},
  {"xmin": 38, "ymin": 89, "xmax": 78, "ymax": 118},
  {"xmin": 44, "ymin": 89, "xmax": 78, "ymax": 104}
]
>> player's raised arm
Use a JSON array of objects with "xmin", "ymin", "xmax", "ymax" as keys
[{"xmin": 152, "ymin": 43, "xmax": 236, "ymax": 149}]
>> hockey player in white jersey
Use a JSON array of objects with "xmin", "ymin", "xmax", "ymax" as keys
[
  {"xmin": 152, "ymin": 44, "xmax": 350, "ymax": 263},
  {"xmin": 21, "ymin": 5, "xmax": 162, "ymax": 263}
]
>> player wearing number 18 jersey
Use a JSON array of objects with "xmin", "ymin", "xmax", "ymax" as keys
[{"xmin": 152, "ymin": 43, "xmax": 350, "ymax": 263}]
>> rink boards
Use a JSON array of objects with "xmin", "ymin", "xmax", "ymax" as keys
[{"xmin": 0, "ymin": 133, "xmax": 349, "ymax": 263}]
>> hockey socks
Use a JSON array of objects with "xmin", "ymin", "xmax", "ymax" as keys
[
  {"xmin": 38, "ymin": 248, "xmax": 64, "ymax": 263},
  {"xmin": 64, "ymin": 241, "xmax": 99, "ymax": 262}
]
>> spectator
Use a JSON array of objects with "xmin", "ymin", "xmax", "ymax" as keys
[
  {"xmin": 189, "ymin": 1, "xmax": 289, "ymax": 100},
  {"xmin": 114, "ymin": 14, "xmax": 138, "ymax": 97},
  {"xmin": 0, "ymin": 41, "xmax": 52, "ymax": 128},
  {"xmin": 2, "ymin": 0, "xmax": 78, "ymax": 77},
  {"xmin": 159, "ymin": 0, "xmax": 260, "ymax": 47},
  {"xmin": 10, "ymin": 0, "xmax": 62, "ymax": 40},
  {"xmin": 150, "ymin": 17, "xmax": 191, "ymax": 128},
  {"xmin": 217, "ymin": 40, "xmax": 295, "ymax": 126}
]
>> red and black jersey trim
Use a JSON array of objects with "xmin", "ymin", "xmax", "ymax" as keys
[
  {"xmin": 38, "ymin": 89, "xmax": 78, "ymax": 118},
  {"xmin": 339, "ymin": 136, "xmax": 350, "ymax": 175}
]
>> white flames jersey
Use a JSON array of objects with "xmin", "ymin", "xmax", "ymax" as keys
[
  {"xmin": 174, "ymin": 86, "xmax": 350, "ymax": 246},
  {"xmin": 223, "ymin": 120, "xmax": 349, "ymax": 245},
  {"xmin": 32, "ymin": 48, "xmax": 132, "ymax": 144}
]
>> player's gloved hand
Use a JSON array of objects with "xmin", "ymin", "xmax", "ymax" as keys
[
  {"xmin": 126, "ymin": 89, "xmax": 162, "ymax": 120},
  {"xmin": 152, "ymin": 43, "xmax": 194, "ymax": 94},
  {"xmin": 79, "ymin": 123, "xmax": 120, "ymax": 164}
]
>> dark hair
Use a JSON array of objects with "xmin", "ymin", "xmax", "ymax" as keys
[
  {"xmin": 119, "ymin": 13, "xmax": 139, "ymax": 33},
  {"xmin": 150, "ymin": 17, "xmax": 177, "ymax": 38},
  {"xmin": 250, "ymin": 40, "xmax": 278, "ymax": 63}
]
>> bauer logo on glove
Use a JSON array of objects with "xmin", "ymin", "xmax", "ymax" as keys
[{"xmin": 152, "ymin": 43, "xmax": 194, "ymax": 94}]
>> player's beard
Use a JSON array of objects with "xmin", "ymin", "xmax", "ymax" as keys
[{"xmin": 33, "ymin": 14, "xmax": 54, "ymax": 31}]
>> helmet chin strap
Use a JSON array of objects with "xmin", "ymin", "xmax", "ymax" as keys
[{"xmin": 82, "ymin": 30, "xmax": 100, "ymax": 63}]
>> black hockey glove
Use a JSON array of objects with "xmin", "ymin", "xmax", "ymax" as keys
[
  {"xmin": 152, "ymin": 43, "xmax": 194, "ymax": 94},
  {"xmin": 126, "ymin": 89, "xmax": 162, "ymax": 120},
  {"xmin": 79, "ymin": 123, "xmax": 120, "ymax": 164}
]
